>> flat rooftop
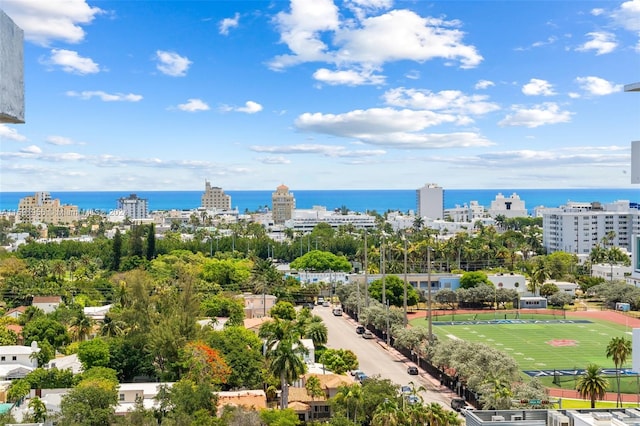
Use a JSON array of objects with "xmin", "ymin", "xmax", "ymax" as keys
[{"xmin": 625, "ymin": 82, "xmax": 640, "ymax": 92}]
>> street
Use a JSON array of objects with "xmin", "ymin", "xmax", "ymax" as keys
[{"xmin": 313, "ymin": 304, "xmax": 455, "ymax": 407}]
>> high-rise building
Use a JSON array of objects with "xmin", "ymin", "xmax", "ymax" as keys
[
  {"xmin": 0, "ymin": 9, "xmax": 24, "ymax": 124},
  {"xmin": 201, "ymin": 181, "xmax": 231, "ymax": 210},
  {"xmin": 416, "ymin": 183, "xmax": 444, "ymax": 220},
  {"xmin": 272, "ymin": 184, "xmax": 295, "ymax": 225},
  {"xmin": 17, "ymin": 192, "xmax": 79, "ymax": 224},
  {"xmin": 117, "ymin": 194, "xmax": 149, "ymax": 220}
]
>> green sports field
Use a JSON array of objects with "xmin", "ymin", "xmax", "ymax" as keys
[{"xmin": 410, "ymin": 315, "xmax": 631, "ymax": 372}]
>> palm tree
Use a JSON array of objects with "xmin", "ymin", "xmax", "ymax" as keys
[
  {"xmin": 606, "ymin": 336, "xmax": 632, "ymax": 407},
  {"xmin": 333, "ymin": 383, "xmax": 364, "ymax": 423},
  {"xmin": 70, "ymin": 311, "xmax": 94, "ymax": 342},
  {"xmin": 260, "ymin": 318, "xmax": 307, "ymax": 409},
  {"xmin": 576, "ymin": 364, "xmax": 609, "ymax": 408},
  {"xmin": 28, "ymin": 396, "xmax": 47, "ymax": 423},
  {"xmin": 305, "ymin": 375, "xmax": 324, "ymax": 421},
  {"xmin": 371, "ymin": 399, "xmax": 403, "ymax": 426},
  {"xmin": 305, "ymin": 320, "xmax": 328, "ymax": 348}
]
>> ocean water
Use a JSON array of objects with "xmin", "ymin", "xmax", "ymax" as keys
[{"xmin": 1, "ymin": 188, "xmax": 639, "ymax": 214}]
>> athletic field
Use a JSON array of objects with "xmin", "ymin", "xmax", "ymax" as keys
[{"xmin": 409, "ymin": 312, "xmax": 631, "ymax": 373}]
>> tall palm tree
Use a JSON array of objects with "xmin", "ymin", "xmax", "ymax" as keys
[
  {"xmin": 576, "ymin": 364, "xmax": 609, "ymax": 408},
  {"xmin": 305, "ymin": 375, "xmax": 324, "ymax": 421},
  {"xmin": 606, "ymin": 336, "xmax": 632, "ymax": 407},
  {"xmin": 305, "ymin": 320, "xmax": 328, "ymax": 348},
  {"xmin": 70, "ymin": 311, "xmax": 94, "ymax": 342},
  {"xmin": 371, "ymin": 399, "xmax": 403, "ymax": 426},
  {"xmin": 260, "ymin": 318, "xmax": 307, "ymax": 409}
]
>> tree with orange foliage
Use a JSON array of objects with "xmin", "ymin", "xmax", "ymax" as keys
[{"xmin": 184, "ymin": 341, "xmax": 231, "ymax": 386}]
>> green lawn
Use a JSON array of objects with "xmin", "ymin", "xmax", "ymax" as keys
[{"xmin": 410, "ymin": 315, "xmax": 631, "ymax": 372}]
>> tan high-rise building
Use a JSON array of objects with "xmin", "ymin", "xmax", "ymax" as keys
[
  {"xmin": 272, "ymin": 184, "xmax": 295, "ymax": 225},
  {"xmin": 201, "ymin": 181, "xmax": 231, "ymax": 210},
  {"xmin": 17, "ymin": 192, "xmax": 79, "ymax": 224}
]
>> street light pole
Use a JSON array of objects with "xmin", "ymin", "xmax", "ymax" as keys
[
  {"xmin": 403, "ymin": 235, "xmax": 408, "ymax": 327},
  {"xmin": 427, "ymin": 246, "xmax": 433, "ymax": 342},
  {"xmin": 364, "ymin": 230, "xmax": 369, "ymax": 308}
]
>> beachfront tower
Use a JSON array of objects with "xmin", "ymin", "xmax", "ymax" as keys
[
  {"xmin": 201, "ymin": 181, "xmax": 231, "ymax": 210},
  {"xmin": 416, "ymin": 183, "xmax": 444, "ymax": 220},
  {"xmin": 0, "ymin": 9, "xmax": 24, "ymax": 124},
  {"xmin": 117, "ymin": 194, "xmax": 149, "ymax": 220},
  {"xmin": 272, "ymin": 184, "xmax": 295, "ymax": 225}
]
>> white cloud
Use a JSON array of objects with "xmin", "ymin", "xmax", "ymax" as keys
[
  {"xmin": 177, "ymin": 99, "xmax": 210, "ymax": 112},
  {"xmin": 568, "ymin": 92, "xmax": 581, "ymax": 99},
  {"xmin": 155, "ymin": 50, "xmax": 192, "ymax": 77},
  {"xmin": 66, "ymin": 91, "xmax": 143, "ymax": 102},
  {"xmin": 0, "ymin": 124, "xmax": 27, "ymax": 142},
  {"xmin": 220, "ymin": 101, "xmax": 263, "ymax": 114},
  {"xmin": 219, "ymin": 13, "xmax": 240, "ymax": 35},
  {"xmin": 313, "ymin": 68, "xmax": 385, "ymax": 85},
  {"xmin": 21, "ymin": 145, "xmax": 42, "ymax": 154},
  {"xmin": 576, "ymin": 31, "xmax": 617, "ymax": 55},
  {"xmin": 610, "ymin": 0, "xmax": 640, "ymax": 31},
  {"xmin": 522, "ymin": 78, "xmax": 556, "ymax": 96},
  {"xmin": 46, "ymin": 136, "xmax": 74, "ymax": 146},
  {"xmin": 405, "ymin": 70, "xmax": 420, "ymax": 80},
  {"xmin": 498, "ymin": 103, "xmax": 573, "ymax": 128},
  {"xmin": 382, "ymin": 88, "xmax": 500, "ymax": 116},
  {"xmin": 259, "ymin": 156, "xmax": 292, "ymax": 164},
  {"xmin": 475, "ymin": 80, "xmax": 495, "ymax": 90},
  {"xmin": 269, "ymin": 2, "xmax": 482, "ymax": 85},
  {"xmin": 46, "ymin": 49, "xmax": 100, "ymax": 74},
  {"xmin": 250, "ymin": 143, "xmax": 386, "ymax": 157},
  {"xmin": 575, "ymin": 76, "xmax": 623, "ymax": 96},
  {"xmin": 345, "ymin": 0, "xmax": 393, "ymax": 20},
  {"xmin": 1, "ymin": 0, "xmax": 103, "ymax": 46},
  {"xmin": 591, "ymin": 8, "xmax": 605, "ymax": 16},
  {"xmin": 294, "ymin": 108, "xmax": 494, "ymax": 149}
]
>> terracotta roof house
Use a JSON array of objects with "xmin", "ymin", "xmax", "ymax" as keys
[
  {"xmin": 32, "ymin": 296, "xmax": 62, "ymax": 314},
  {"xmin": 3, "ymin": 306, "xmax": 26, "ymax": 319},
  {"xmin": 289, "ymin": 373, "xmax": 355, "ymax": 422},
  {"xmin": 217, "ymin": 390, "xmax": 267, "ymax": 415}
]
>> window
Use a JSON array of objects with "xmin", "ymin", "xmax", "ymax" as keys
[
  {"xmin": 12, "ymin": 356, "xmax": 16, "ymax": 361},
  {"xmin": 0, "ymin": 356, "xmax": 5, "ymax": 361},
  {"xmin": 119, "ymin": 393, "xmax": 125, "ymax": 401}
]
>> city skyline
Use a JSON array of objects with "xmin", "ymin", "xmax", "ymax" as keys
[{"xmin": 0, "ymin": 0, "xmax": 639, "ymax": 192}]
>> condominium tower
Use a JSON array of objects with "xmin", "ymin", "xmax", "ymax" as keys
[
  {"xmin": 272, "ymin": 184, "xmax": 295, "ymax": 225},
  {"xmin": 117, "ymin": 194, "xmax": 149, "ymax": 220},
  {"xmin": 416, "ymin": 183, "xmax": 444, "ymax": 220},
  {"xmin": 201, "ymin": 181, "xmax": 231, "ymax": 210},
  {"xmin": 17, "ymin": 192, "xmax": 79, "ymax": 224}
]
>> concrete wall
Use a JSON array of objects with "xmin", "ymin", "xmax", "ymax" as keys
[{"xmin": 0, "ymin": 9, "xmax": 24, "ymax": 123}]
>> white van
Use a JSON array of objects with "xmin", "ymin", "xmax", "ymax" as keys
[{"xmin": 332, "ymin": 307, "xmax": 343, "ymax": 316}]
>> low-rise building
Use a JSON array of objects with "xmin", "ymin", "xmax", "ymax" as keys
[
  {"xmin": 32, "ymin": 296, "xmax": 62, "ymax": 314},
  {"xmin": 238, "ymin": 293, "xmax": 277, "ymax": 319},
  {"xmin": 0, "ymin": 342, "xmax": 40, "ymax": 380}
]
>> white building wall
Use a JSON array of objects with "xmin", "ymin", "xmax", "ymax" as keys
[
  {"xmin": 0, "ymin": 9, "xmax": 24, "ymax": 124},
  {"xmin": 416, "ymin": 183, "xmax": 444, "ymax": 220},
  {"xmin": 487, "ymin": 193, "xmax": 528, "ymax": 218}
]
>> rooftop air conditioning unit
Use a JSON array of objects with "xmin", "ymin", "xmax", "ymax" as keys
[
  {"xmin": 511, "ymin": 415, "xmax": 524, "ymax": 421},
  {"xmin": 491, "ymin": 416, "xmax": 505, "ymax": 421}
]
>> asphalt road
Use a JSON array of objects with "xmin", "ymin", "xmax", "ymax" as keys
[{"xmin": 313, "ymin": 304, "xmax": 455, "ymax": 407}]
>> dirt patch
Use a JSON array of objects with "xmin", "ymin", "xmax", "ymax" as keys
[{"xmin": 547, "ymin": 339, "xmax": 578, "ymax": 347}]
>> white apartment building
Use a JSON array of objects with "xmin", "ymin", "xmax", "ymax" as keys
[
  {"xmin": 445, "ymin": 201, "xmax": 486, "ymax": 222},
  {"xmin": 284, "ymin": 206, "xmax": 376, "ymax": 232},
  {"xmin": 416, "ymin": 183, "xmax": 444, "ymax": 220},
  {"xmin": 487, "ymin": 193, "xmax": 528, "ymax": 218},
  {"xmin": 541, "ymin": 201, "xmax": 639, "ymax": 255},
  {"xmin": 201, "ymin": 181, "xmax": 231, "ymax": 210},
  {"xmin": 117, "ymin": 193, "xmax": 149, "ymax": 220},
  {"xmin": 17, "ymin": 192, "xmax": 79, "ymax": 224},
  {"xmin": 272, "ymin": 184, "xmax": 295, "ymax": 225},
  {"xmin": 0, "ymin": 9, "xmax": 24, "ymax": 124}
]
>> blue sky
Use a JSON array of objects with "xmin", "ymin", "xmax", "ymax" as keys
[{"xmin": 0, "ymin": 0, "xmax": 639, "ymax": 192}]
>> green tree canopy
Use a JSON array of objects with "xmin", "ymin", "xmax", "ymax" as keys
[
  {"xmin": 77, "ymin": 338, "xmax": 111, "ymax": 370},
  {"xmin": 459, "ymin": 271, "xmax": 491, "ymax": 289},
  {"xmin": 368, "ymin": 275, "xmax": 420, "ymax": 307},
  {"xmin": 290, "ymin": 250, "xmax": 352, "ymax": 272}
]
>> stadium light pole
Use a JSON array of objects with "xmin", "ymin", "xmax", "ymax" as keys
[{"xmin": 364, "ymin": 229, "xmax": 369, "ymax": 308}]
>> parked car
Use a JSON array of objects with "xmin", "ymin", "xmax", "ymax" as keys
[
  {"xmin": 322, "ymin": 301, "xmax": 330, "ymax": 307},
  {"xmin": 407, "ymin": 366, "xmax": 419, "ymax": 375},
  {"xmin": 355, "ymin": 372, "xmax": 368, "ymax": 382},
  {"xmin": 350, "ymin": 369, "xmax": 363, "ymax": 377},
  {"xmin": 450, "ymin": 398, "xmax": 466, "ymax": 412},
  {"xmin": 406, "ymin": 395, "xmax": 421, "ymax": 405},
  {"xmin": 400, "ymin": 385, "xmax": 412, "ymax": 394},
  {"xmin": 355, "ymin": 325, "xmax": 365, "ymax": 334},
  {"xmin": 317, "ymin": 297, "xmax": 324, "ymax": 305},
  {"xmin": 303, "ymin": 303, "xmax": 314, "ymax": 310},
  {"xmin": 332, "ymin": 307, "xmax": 343, "ymax": 316},
  {"xmin": 362, "ymin": 330, "xmax": 374, "ymax": 339}
]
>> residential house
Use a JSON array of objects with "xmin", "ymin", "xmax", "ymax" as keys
[
  {"xmin": 0, "ymin": 342, "xmax": 40, "ymax": 380},
  {"xmin": 3, "ymin": 306, "xmax": 26, "ymax": 319},
  {"xmin": 289, "ymin": 373, "xmax": 355, "ymax": 422},
  {"xmin": 238, "ymin": 293, "xmax": 277, "ymax": 319},
  {"xmin": 32, "ymin": 296, "xmax": 62, "ymax": 314}
]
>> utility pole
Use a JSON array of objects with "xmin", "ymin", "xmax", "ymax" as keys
[
  {"xmin": 427, "ymin": 246, "xmax": 433, "ymax": 342},
  {"xmin": 403, "ymin": 235, "xmax": 408, "ymax": 327},
  {"xmin": 364, "ymin": 230, "xmax": 369, "ymax": 307}
]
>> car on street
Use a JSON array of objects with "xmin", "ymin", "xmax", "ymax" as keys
[
  {"xmin": 317, "ymin": 297, "xmax": 324, "ymax": 305},
  {"xmin": 362, "ymin": 330, "xmax": 374, "ymax": 339},
  {"xmin": 406, "ymin": 395, "xmax": 421, "ymax": 405},
  {"xmin": 332, "ymin": 307, "xmax": 343, "ymax": 316},
  {"xmin": 450, "ymin": 398, "xmax": 466, "ymax": 412},
  {"xmin": 355, "ymin": 325, "xmax": 365, "ymax": 334},
  {"xmin": 350, "ymin": 369, "xmax": 363, "ymax": 377},
  {"xmin": 355, "ymin": 372, "xmax": 368, "ymax": 382},
  {"xmin": 401, "ymin": 385, "xmax": 412, "ymax": 394},
  {"xmin": 407, "ymin": 366, "xmax": 419, "ymax": 375}
]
